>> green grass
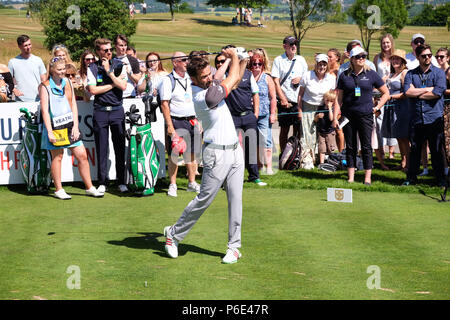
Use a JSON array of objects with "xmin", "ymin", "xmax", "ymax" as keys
[
  {"xmin": 0, "ymin": 180, "xmax": 449, "ymax": 300},
  {"xmin": 0, "ymin": 10, "xmax": 449, "ymax": 301}
]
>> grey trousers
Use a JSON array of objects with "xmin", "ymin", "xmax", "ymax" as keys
[{"xmin": 170, "ymin": 144, "xmax": 245, "ymax": 249}]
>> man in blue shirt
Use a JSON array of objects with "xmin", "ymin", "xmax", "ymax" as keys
[{"xmin": 403, "ymin": 44, "xmax": 447, "ymax": 187}]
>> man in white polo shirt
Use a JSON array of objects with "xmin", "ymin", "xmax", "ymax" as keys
[
  {"xmin": 406, "ymin": 33, "xmax": 439, "ymax": 70},
  {"xmin": 163, "ymin": 47, "xmax": 246, "ymax": 264},
  {"xmin": 160, "ymin": 52, "xmax": 201, "ymax": 197},
  {"xmin": 271, "ymin": 36, "xmax": 308, "ymax": 154}
]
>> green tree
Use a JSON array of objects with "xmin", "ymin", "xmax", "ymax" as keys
[
  {"xmin": 156, "ymin": 0, "xmax": 182, "ymax": 21},
  {"xmin": 287, "ymin": 0, "xmax": 337, "ymax": 54},
  {"xmin": 411, "ymin": 3, "xmax": 450, "ymax": 26},
  {"xmin": 348, "ymin": 0, "xmax": 408, "ymax": 58},
  {"xmin": 29, "ymin": 0, "xmax": 137, "ymax": 61}
]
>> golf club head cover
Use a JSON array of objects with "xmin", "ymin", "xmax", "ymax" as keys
[
  {"xmin": 171, "ymin": 133, "xmax": 187, "ymax": 155},
  {"xmin": 236, "ymin": 47, "xmax": 249, "ymax": 60}
]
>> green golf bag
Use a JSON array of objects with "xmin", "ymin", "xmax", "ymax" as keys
[
  {"xmin": 18, "ymin": 108, "xmax": 51, "ymax": 194},
  {"xmin": 125, "ymin": 104, "xmax": 160, "ymax": 196}
]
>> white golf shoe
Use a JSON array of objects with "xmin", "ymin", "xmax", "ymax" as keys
[
  {"xmin": 54, "ymin": 189, "xmax": 71, "ymax": 200},
  {"xmin": 164, "ymin": 226, "xmax": 178, "ymax": 258},
  {"xmin": 167, "ymin": 184, "xmax": 177, "ymax": 197},
  {"xmin": 85, "ymin": 186, "xmax": 104, "ymax": 197},
  {"xmin": 186, "ymin": 181, "xmax": 201, "ymax": 193},
  {"xmin": 222, "ymin": 248, "xmax": 242, "ymax": 264}
]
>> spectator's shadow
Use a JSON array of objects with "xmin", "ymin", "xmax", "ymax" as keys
[
  {"xmin": 107, "ymin": 232, "xmax": 223, "ymax": 258},
  {"xmin": 192, "ymin": 18, "xmax": 232, "ymax": 27}
]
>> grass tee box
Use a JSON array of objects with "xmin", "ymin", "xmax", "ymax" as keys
[{"xmin": 0, "ymin": 186, "xmax": 449, "ymax": 300}]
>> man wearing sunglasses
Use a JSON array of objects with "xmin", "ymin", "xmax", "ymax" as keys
[
  {"xmin": 405, "ymin": 34, "xmax": 439, "ymax": 70},
  {"xmin": 271, "ymin": 36, "xmax": 308, "ymax": 154},
  {"xmin": 87, "ymin": 38, "xmax": 128, "ymax": 194},
  {"xmin": 160, "ymin": 52, "xmax": 201, "ymax": 197},
  {"xmin": 403, "ymin": 44, "xmax": 447, "ymax": 187}
]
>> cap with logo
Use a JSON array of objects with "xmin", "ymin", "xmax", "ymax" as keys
[
  {"xmin": 349, "ymin": 46, "xmax": 367, "ymax": 58},
  {"xmin": 283, "ymin": 36, "xmax": 298, "ymax": 45},
  {"xmin": 315, "ymin": 54, "xmax": 328, "ymax": 63},
  {"xmin": 411, "ymin": 33, "xmax": 425, "ymax": 42}
]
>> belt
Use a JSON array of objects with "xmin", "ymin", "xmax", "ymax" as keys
[
  {"xmin": 171, "ymin": 115, "xmax": 196, "ymax": 121},
  {"xmin": 95, "ymin": 105, "xmax": 123, "ymax": 112},
  {"xmin": 231, "ymin": 110, "xmax": 252, "ymax": 117},
  {"xmin": 205, "ymin": 142, "xmax": 239, "ymax": 150}
]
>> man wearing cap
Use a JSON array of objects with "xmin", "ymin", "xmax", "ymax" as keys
[
  {"xmin": 160, "ymin": 52, "xmax": 201, "ymax": 197},
  {"xmin": 406, "ymin": 34, "xmax": 439, "ymax": 70},
  {"xmin": 337, "ymin": 40, "xmax": 376, "ymax": 79},
  {"xmin": 403, "ymin": 44, "xmax": 447, "ymax": 187},
  {"xmin": 271, "ymin": 36, "xmax": 308, "ymax": 153}
]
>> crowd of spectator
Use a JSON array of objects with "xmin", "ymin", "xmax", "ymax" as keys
[{"xmin": 2, "ymin": 32, "xmax": 449, "ymax": 198}]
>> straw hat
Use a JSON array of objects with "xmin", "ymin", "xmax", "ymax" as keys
[{"xmin": 390, "ymin": 49, "xmax": 407, "ymax": 64}]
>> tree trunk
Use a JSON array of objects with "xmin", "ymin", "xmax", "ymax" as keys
[
  {"xmin": 170, "ymin": 3, "xmax": 174, "ymax": 21},
  {"xmin": 288, "ymin": 0, "xmax": 300, "ymax": 54}
]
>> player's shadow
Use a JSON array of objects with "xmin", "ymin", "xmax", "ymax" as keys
[{"xmin": 107, "ymin": 232, "xmax": 223, "ymax": 258}]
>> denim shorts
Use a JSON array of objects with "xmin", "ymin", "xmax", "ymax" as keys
[{"xmin": 257, "ymin": 114, "xmax": 273, "ymax": 148}]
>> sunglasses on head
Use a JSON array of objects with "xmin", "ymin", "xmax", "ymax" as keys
[
  {"xmin": 414, "ymin": 39, "xmax": 424, "ymax": 45},
  {"xmin": 420, "ymin": 53, "xmax": 432, "ymax": 59},
  {"xmin": 354, "ymin": 54, "xmax": 367, "ymax": 60},
  {"xmin": 435, "ymin": 55, "xmax": 447, "ymax": 60}
]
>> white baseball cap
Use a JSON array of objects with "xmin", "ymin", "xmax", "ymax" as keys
[
  {"xmin": 349, "ymin": 46, "xmax": 367, "ymax": 58},
  {"xmin": 315, "ymin": 54, "xmax": 328, "ymax": 63},
  {"xmin": 411, "ymin": 33, "xmax": 425, "ymax": 42}
]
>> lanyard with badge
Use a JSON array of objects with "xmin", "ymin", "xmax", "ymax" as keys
[
  {"xmin": 418, "ymin": 72, "xmax": 428, "ymax": 88},
  {"xmin": 175, "ymin": 76, "xmax": 190, "ymax": 101},
  {"xmin": 352, "ymin": 73, "xmax": 361, "ymax": 97}
]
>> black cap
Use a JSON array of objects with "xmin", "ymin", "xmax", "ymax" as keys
[{"xmin": 283, "ymin": 36, "xmax": 298, "ymax": 45}]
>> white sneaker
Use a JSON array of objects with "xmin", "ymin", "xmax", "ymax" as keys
[
  {"xmin": 54, "ymin": 189, "xmax": 71, "ymax": 200},
  {"xmin": 164, "ymin": 226, "xmax": 178, "ymax": 258},
  {"xmin": 118, "ymin": 184, "xmax": 129, "ymax": 193},
  {"xmin": 167, "ymin": 184, "xmax": 177, "ymax": 197},
  {"xmin": 187, "ymin": 181, "xmax": 201, "ymax": 193},
  {"xmin": 419, "ymin": 168, "xmax": 429, "ymax": 176},
  {"xmin": 222, "ymin": 248, "xmax": 242, "ymax": 264},
  {"xmin": 85, "ymin": 186, "xmax": 104, "ymax": 197},
  {"xmin": 97, "ymin": 185, "xmax": 106, "ymax": 194}
]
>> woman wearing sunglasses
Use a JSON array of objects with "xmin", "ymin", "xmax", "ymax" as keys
[
  {"xmin": 40, "ymin": 57, "xmax": 103, "ymax": 199},
  {"xmin": 77, "ymin": 49, "xmax": 96, "ymax": 101},
  {"xmin": 249, "ymin": 53, "xmax": 277, "ymax": 174},
  {"xmin": 333, "ymin": 47, "xmax": 390, "ymax": 186}
]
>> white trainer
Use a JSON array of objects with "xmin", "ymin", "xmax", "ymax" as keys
[
  {"xmin": 97, "ymin": 185, "xmax": 106, "ymax": 194},
  {"xmin": 164, "ymin": 226, "xmax": 178, "ymax": 258},
  {"xmin": 118, "ymin": 184, "xmax": 129, "ymax": 193},
  {"xmin": 86, "ymin": 186, "xmax": 104, "ymax": 197},
  {"xmin": 54, "ymin": 189, "xmax": 71, "ymax": 200},
  {"xmin": 187, "ymin": 181, "xmax": 201, "ymax": 193},
  {"xmin": 167, "ymin": 184, "xmax": 177, "ymax": 197},
  {"xmin": 418, "ymin": 168, "xmax": 429, "ymax": 176},
  {"xmin": 222, "ymin": 248, "xmax": 242, "ymax": 264}
]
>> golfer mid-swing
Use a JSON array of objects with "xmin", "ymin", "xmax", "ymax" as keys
[{"xmin": 164, "ymin": 47, "xmax": 247, "ymax": 264}]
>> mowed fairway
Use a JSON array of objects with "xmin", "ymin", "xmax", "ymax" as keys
[
  {"xmin": 0, "ymin": 9, "xmax": 449, "ymax": 301},
  {"xmin": 0, "ymin": 185, "xmax": 449, "ymax": 300}
]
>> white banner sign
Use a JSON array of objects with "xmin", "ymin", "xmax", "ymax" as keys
[{"xmin": 0, "ymin": 99, "xmax": 166, "ymax": 185}]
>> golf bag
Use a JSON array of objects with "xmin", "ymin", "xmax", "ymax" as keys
[
  {"xmin": 125, "ymin": 103, "xmax": 160, "ymax": 196},
  {"xmin": 18, "ymin": 108, "xmax": 52, "ymax": 194},
  {"xmin": 279, "ymin": 136, "xmax": 301, "ymax": 170}
]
